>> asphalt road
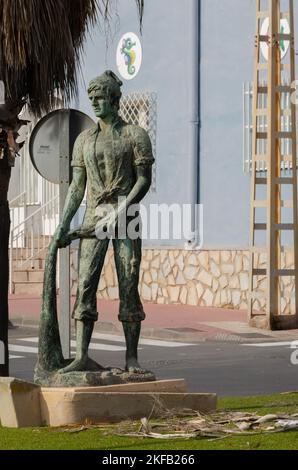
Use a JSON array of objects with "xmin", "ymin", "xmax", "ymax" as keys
[{"xmin": 7, "ymin": 326, "xmax": 298, "ymax": 396}]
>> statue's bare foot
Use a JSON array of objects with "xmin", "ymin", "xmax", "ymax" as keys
[
  {"xmin": 126, "ymin": 358, "xmax": 148, "ymax": 375},
  {"xmin": 85, "ymin": 357, "xmax": 106, "ymax": 372},
  {"xmin": 58, "ymin": 356, "xmax": 89, "ymax": 374}
]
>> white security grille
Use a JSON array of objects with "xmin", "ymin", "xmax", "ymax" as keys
[
  {"xmin": 120, "ymin": 92, "xmax": 157, "ymax": 192},
  {"xmin": 243, "ymin": 81, "xmax": 296, "ymax": 173}
]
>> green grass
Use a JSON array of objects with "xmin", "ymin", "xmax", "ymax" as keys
[{"xmin": 1, "ymin": 393, "xmax": 298, "ymax": 450}]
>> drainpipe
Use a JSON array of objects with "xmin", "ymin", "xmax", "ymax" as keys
[{"xmin": 185, "ymin": 0, "xmax": 201, "ymax": 249}]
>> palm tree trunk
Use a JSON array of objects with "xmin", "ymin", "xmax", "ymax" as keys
[
  {"xmin": 0, "ymin": 165, "xmax": 11, "ymax": 376},
  {"xmin": 0, "ymin": 103, "xmax": 26, "ymax": 377}
]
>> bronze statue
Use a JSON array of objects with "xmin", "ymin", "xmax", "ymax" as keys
[{"xmin": 35, "ymin": 71, "xmax": 155, "ymax": 385}]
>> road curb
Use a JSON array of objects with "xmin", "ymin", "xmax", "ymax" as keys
[
  {"xmin": 10, "ymin": 315, "xmax": 298, "ymax": 344},
  {"xmin": 9, "ymin": 316, "xmax": 206, "ymax": 343}
]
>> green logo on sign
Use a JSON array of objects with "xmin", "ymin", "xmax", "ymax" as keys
[{"xmin": 121, "ymin": 38, "xmax": 137, "ymax": 76}]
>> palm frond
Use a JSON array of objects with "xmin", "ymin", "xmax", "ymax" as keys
[{"xmin": 0, "ymin": 0, "xmax": 144, "ymax": 116}]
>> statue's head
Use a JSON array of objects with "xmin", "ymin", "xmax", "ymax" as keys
[{"xmin": 88, "ymin": 70, "xmax": 123, "ymax": 119}]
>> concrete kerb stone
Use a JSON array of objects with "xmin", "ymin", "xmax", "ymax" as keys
[
  {"xmin": 0, "ymin": 378, "xmax": 217, "ymax": 428},
  {"xmin": 10, "ymin": 315, "xmax": 295, "ymax": 344},
  {"xmin": 12, "ymin": 315, "xmax": 298, "ymax": 343},
  {"xmin": 0, "ymin": 378, "xmax": 42, "ymax": 428},
  {"xmin": 10, "ymin": 316, "xmax": 207, "ymax": 343}
]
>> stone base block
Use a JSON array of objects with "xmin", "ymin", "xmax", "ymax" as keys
[
  {"xmin": 0, "ymin": 378, "xmax": 41, "ymax": 428},
  {"xmin": 40, "ymin": 389, "xmax": 217, "ymax": 427},
  {"xmin": 0, "ymin": 378, "xmax": 217, "ymax": 428}
]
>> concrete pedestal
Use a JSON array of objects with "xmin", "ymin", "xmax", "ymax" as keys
[
  {"xmin": 0, "ymin": 378, "xmax": 41, "ymax": 428},
  {"xmin": 0, "ymin": 378, "xmax": 217, "ymax": 428}
]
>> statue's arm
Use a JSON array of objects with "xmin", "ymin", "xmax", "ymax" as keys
[
  {"xmin": 116, "ymin": 126, "xmax": 154, "ymax": 217},
  {"xmin": 60, "ymin": 167, "xmax": 87, "ymax": 226},
  {"xmin": 54, "ymin": 167, "xmax": 87, "ymax": 247},
  {"xmin": 98, "ymin": 166, "xmax": 151, "ymax": 234},
  {"xmin": 122, "ymin": 166, "xmax": 152, "ymax": 207},
  {"xmin": 54, "ymin": 131, "xmax": 87, "ymax": 247}
]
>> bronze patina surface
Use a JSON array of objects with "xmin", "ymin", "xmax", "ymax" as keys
[{"xmin": 35, "ymin": 71, "xmax": 155, "ymax": 387}]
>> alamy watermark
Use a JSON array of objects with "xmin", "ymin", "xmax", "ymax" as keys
[
  {"xmin": 290, "ymin": 340, "xmax": 298, "ymax": 365},
  {"xmin": 92, "ymin": 200, "xmax": 204, "ymax": 248}
]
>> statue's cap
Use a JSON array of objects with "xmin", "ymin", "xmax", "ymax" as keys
[{"xmin": 88, "ymin": 70, "xmax": 123, "ymax": 98}]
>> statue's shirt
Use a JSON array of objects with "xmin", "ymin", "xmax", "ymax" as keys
[{"xmin": 71, "ymin": 118, "xmax": 154, "ymax": 227}]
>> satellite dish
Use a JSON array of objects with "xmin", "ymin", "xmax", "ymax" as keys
[{"xmin": 29, "ymin": 109, "xmax": 95, "ymax": 184}]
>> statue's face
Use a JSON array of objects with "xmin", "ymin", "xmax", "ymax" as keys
[{"xmin": 89, "ymin": 90, "xmax": 113, "ymax": 119}]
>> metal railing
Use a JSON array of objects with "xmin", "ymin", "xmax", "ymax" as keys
[
  {"xmin": 9, "ymin": 194, "xmax": 59, "ymax": 294},
  {"xmin": 10, "ymin": 191, "xmax": 27, "ymax": 224}
]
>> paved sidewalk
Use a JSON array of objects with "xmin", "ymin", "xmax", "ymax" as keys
[{"xmin": 8, "ymin": 294, "xmax": 298, "ymax": 343}]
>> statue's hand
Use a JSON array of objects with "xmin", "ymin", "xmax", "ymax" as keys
[{"xmin": 53, "ymin": 224, "xmax": 72, "ymax": 248}]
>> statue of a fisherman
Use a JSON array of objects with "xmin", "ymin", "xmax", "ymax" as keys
[{"xmin": 53, "ymin": 70, "xmax": 154, "ymax": 375}]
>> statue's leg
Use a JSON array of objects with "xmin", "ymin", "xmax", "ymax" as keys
[
  {"xmin": 75, "ymin": 318, "xmax": 94, "ymax": 359},
  {"xmin": 59, "ymin": 237, "xmax": 109, "ymax": 373},
  {"xmin": 113, "ymin": 237, "xmax": 148, "ymax": 374},
  {"xmin": 122, "ymin": 321, "xmax": 143, "ymax": 373}
]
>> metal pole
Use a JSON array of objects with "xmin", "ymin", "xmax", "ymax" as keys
[
  {"xmin": 186, "ymin": 0, "xmax": 200, "ymax": 248},
  {"xmin": 59, "ymin": 111, "xmax": 71, "ymax": 359}
]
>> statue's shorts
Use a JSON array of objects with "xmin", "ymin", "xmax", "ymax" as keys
[{"xmin": 72, "ymin": 236, "xmax": 145, "ymax": 323}]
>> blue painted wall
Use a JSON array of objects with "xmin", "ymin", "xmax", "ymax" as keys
[
  {"xmin": 76, "ymin": 0, "xmax": 198, "ymax": 247},
  {"xmin": 200, "ymin": 0, "xmax": 298, "ymax": 249},
  {"xmin": 76, "ymin": 0, "xmax": 298, "ymax": 249},
  {"xmin": 200, "ymin": 0, "xmax": 255, "ymax": 248}
]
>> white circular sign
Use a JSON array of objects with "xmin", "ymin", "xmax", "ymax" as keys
[
  {"xmin": 116, "ymin": 32, "xmax": 142, "ymax": 80},
  {"xmin": 260, "ymin": 18, "xmax": 290, "ymax": 61}
]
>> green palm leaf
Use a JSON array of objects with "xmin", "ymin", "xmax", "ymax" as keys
[{"xmin": 0, "ymin": 0, "xmax": 144, "ymax": 116}]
